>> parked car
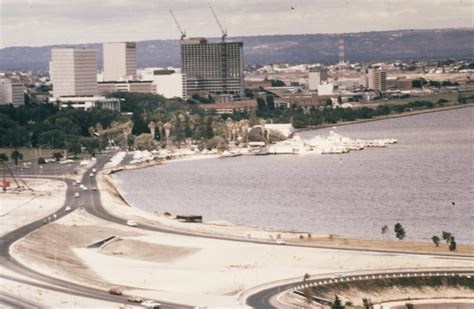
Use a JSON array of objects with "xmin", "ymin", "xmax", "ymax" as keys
[
  {"xmin": 108, "ymin": 288, "xmax": 122, "ymax": 295},
  {"xmin": 275, "ymin": 239, "xmax": 285, "ymax": 245},
  {"xmin": 92, "ymin": 168, "xmax": 97, "ymax": 173},
  {"xmin": 127, "ymin": 296, "xmax": 144, "ymax": 303},
  {"xmin": 65, "ymin": 206, "xmax": 72, "ymax": 212},
  {"xmin": 89, "ymin": 173, "xmax": 94, "ymax": 177},
  {"xmin": 74, "ymin": 192, "xmax": 80, "ymax": 198},
  {"xmin": 82, "ymin": 186, "xmax": 88, "ymax": 191},
  {"xmin": 126, "ymin": 220, "xmax": 138, "ymax": 227}
]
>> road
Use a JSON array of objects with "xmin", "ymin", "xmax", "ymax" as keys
[{"xmin": 2, "ymin": 153, "xmax": 473, "ymax": 309}]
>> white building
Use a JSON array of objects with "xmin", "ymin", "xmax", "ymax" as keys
[
  {"xmin": 317, "ymin": 83, "xmax": 335, "ymax": 96},
  {"xmin": 50, "ymin": 48, "xmax": 98, "ymax": 98},
  {"xmin": 0, "ymin": 78, "xmax": 25, "ymax": 106},
  {"xmin": 103, "ymin": 42, "xmax": 137, "ymax": 81},
  {"xmin": 308, "ymin": 67, "xmax": 328, "ymax": 91},
  {"xmin": 53, "ymin": 96, "xmax": 121, "ymax": 112},
  {"xmin": 139, "ymin": 68, "xmax": 185, "ymax": 99}
]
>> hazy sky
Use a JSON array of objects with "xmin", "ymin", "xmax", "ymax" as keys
[{"xmin": 1, "ymin": 0, "xmax": 472, "ymax": 48}]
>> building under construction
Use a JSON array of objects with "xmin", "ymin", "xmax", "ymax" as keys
[{"xmin": 180, "ymin": 38, "xmax": 244, "ymax": 98}]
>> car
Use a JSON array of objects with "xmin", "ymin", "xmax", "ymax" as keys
[
  {"xmin": 127, "ymin": 296, "xmax": 144, "ymax": 303},
  {"xmin": 126, "ymin": 220, "xmax": 138, "ymax": 227},
  {"xmin": 108, "ymin": 288, "xmax": 122, "ymax": 295},
  {"xmin": 75, "ymin": 179, "xmax": 81, "ymax": 185},
  {"xmin": 65, "ymin": 206, "xmax": 72, "ymax": 212},
  {"xmin": 92, "ymin": 187, "xmax": 98, "ymax": 191},
  {"xmin": 141, "ymin": 300, "xmax": 161, "ymax": 308},
  {"xmin": 275, "ymin": 239, "xmax": 285, "ymax": 245},
  {"xmin": 89, "ymin": 173, "xmax": 94, "ymax": 177},
  {"xmin": 331, "ymin": 273, "xmax": 345, "ymax": 279},
  {"xmin": 92, "ymin": 168, "xmax": 97, "ymax": 173},
  {"xmin": 74, "ymin": 192, "xmax": 80, "ymax": 198},
  {"xmin": 82, "ymin": 187, "xmax": 88, "ymax": 191}
]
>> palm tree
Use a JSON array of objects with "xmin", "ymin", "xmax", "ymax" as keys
[
  {"xmin": 148, "ymin": 121, "xmax": 156, "ymax": 139},
  {"xmin": 10, "ymin": 149, "xmax": 23, "ymax": 166}
]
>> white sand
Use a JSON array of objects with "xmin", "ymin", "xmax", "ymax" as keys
[{"xmin": 0, "ymin": 178, "xmax": 66, "ymax": 237}]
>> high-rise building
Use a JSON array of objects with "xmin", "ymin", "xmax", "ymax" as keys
[
  {"xmin": 180, "ymin": 37, "xmax": 243, "ymax": 98},
  {"xmin": 103, "ymin": 42, "xmax": 137, "ymax": 81},
  {"xmin": 50, "ymin": 48, "xmax": 98, "ymax": 97},
  {"xmin": 139, "ymin": 68, "xmax": 186, "ymax": 99},
  {"xmin": 308, "ymin": 67, "xmax": 328, "ymax": 91},
  {"xmin": 368, "ymin": 68, "xmax": 387, "ymax": 92},
  {"xmin": 0, "ymin": 78, "xmax": 25, "ymax": 107}
]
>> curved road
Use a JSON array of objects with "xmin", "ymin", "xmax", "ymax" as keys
[{"xmin": 2, "ymin": 153, "xmax": 474, "ymax": 308}]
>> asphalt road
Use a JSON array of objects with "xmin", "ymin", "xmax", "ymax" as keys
[{"xmin": 2, "ymin": 153, "xmax": 474, "ymax": 309}]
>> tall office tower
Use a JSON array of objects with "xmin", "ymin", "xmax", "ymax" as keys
[
  {"xmin": 338, "ymin": 33, "xmax": 345, "ymax": 64},
  {"xmin": 308, "ymin": 67, "xmax": 328, "ymax": 91},
  {"xmin": 50, "ymin": 48, "xmax": 98, "ymax": 97},
  {"xmin": 180, "ymin": 37, "xmax": 244, "ymax": 98},
  {"xmin": 103, "ymin": 42, "xmax": 137, "ymax": 81},
  {"xmin": 368, "ymin": 68, "xmax": 387, "ymax": 92},
  {"xmin": 0, "ymin": 78, "xmax": 25, "ymax": 106}
]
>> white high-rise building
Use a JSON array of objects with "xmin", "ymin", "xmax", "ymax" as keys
[
  {"xmin": 103, "ymin": 42, "xmax": 137, "ymax": 81},
  {"xmin": 50, "ymin": 48, "xmax": 98, "ymax": 98},
  {"xmin": 308, "ymin": 67, "xmax": 328, "ymax": 91},
  {"xmin": 0, "ymin": 78, "xmax": 25, "ymax": 107},
  {"xmin": 139, "ymin": 68, "xmax": 185, "ymax": 99}
]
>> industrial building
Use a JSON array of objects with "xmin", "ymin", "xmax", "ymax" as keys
[
  {"xmin": 0, "ymin": 78, "xmax": 25, "ymax": 106},
  {"xmin": 103, "ymin": 42, "xmax": 137, "ymax": 81},
  {"xmin": 180, "ymin": 37, "xmax": 244, "ymax": 98},
  {"xmin": 49, "ymin": 48, "xmax": 98, "ymax": 98}
]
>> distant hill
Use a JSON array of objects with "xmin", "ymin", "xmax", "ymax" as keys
[{"xmin": 1, "ymin": 28, "xmax": 473, "ymax": 71}]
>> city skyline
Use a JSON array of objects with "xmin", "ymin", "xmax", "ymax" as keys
[{"xmin": 1, "ymin": 0, "xmax": 472, "ymax": 48}]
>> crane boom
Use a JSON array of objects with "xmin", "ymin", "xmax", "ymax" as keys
[
  {"xmin": 170, "ymin": 10, "xmax": 186, "ymax": 40},
  {"xmin": 209, "ymin": 5, "xmax": 227, "ymax": 42}
]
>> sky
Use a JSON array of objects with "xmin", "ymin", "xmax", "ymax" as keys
[{"xmin": 0, "ymin": 0, "xmax": 472, "ymax": 48}]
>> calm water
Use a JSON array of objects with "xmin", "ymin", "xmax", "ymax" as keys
[{"xmin": 116, "ymin": 107, "xmax": 474, "ymax": 243}]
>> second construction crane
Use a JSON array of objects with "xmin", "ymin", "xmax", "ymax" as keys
[
  {"xmin": 170, "ymin": 10, "xmax": 186, "ymax": 40},
  {"xmin": 209, "ymin": 5, "xmax": 227, "ymax": 42}
]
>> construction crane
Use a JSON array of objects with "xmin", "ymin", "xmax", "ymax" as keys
[
  {"xmin": 170, "ymin": 10, "xmax": 186, "ymax": 40},
  {"xmin": 209, "ymin": 5, "xmax": 227, "ymax": 42}
]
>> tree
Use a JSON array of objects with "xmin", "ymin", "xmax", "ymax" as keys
[
  {"xmin": 10, "ymin": 149, "xmax": 23, "ymax": 166},
  {"xmin": 405, "ymin": 302, "xmax": 414, "ymax": 309},
  {"xmin": 394, "ymin": 223, "xmax": 406, "ymax": 240},
  {"xmin": 432, "ymin": 235, "xmax": 440, "ymax": 247},
  {"xmin": 0, "ymin": 153, "xmax": 8, "ymax": 162},
  {"xmin": 362, "ymin": 298, "xmax": 373, "ymax": 309},
  {"xmin": 52, "ymin": 152, "xmax": 63, "ymax": 161},
  {"xmin": 381, "ymin": 225, "xmax": 388, "ymax": 235},
  {"xmin": 442, "ymin": 231, "xmax": 452, "ymax": 243},
  {"xmin": 37, "ymin": 157, "xmax": 46, "ymax": 165},
  {"xmin": 256, "ymin": 97, "xmax": 266, "ymax": 112},
  {"xmin": 266, "ymin": 95, "xmax": 275, "ymax": 111},
  {"xmin": 332, "ymin": 295, "xmax": 344, "ymax": 309},
  {"xmin": 449, "ymin": 237, "xmax": 457, "ymax": 251},
  {"xmin": 303, "ymin": 273, "xmax": 310, "ymax": 282}
]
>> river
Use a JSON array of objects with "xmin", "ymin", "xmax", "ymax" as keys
[{"xmin": 115, "ymin": 107, "xmax": 474, "ymax": 243}]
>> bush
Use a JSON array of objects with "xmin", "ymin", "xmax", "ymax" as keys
[{"xmin": 37, "ymin": 157, "xmax": 46, "ymax": 164}]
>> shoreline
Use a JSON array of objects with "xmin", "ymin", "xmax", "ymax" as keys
[
  {"xmin": 295, "ymin": 103, "xmax": 473, "ymax": 132},
  {"xmin": 104, "ymin": 162, "xmax": 474, "ymax": 256}
]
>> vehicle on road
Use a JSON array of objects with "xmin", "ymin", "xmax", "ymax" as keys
[
  {"xmin": 275, "ymin": 239, "xmax": 285, "ymax": 245},
  {"xmin": 65, "ymin": 206, "xmax": 72, "ymax": 212},
  {"xmin": 75, "ymin": 179, "xmax": 81, "ymax": 185},
  {"xmin": 89, "ymin": 173, "xmax": 94, "ymax": 177},
  {"xmin": 108, "ymin": 288, "xmax": 122, "ymax": 295},
  {"xmin": 82, "ymin": 186, "xmax": 88, "ymax": 191},
  {"xmin": 126, "ymin": 220, "xmax": 138, "ymax": 227},
  {"xmin": 74, "ymin": 192, "xmax": 80, "ymax": 198},
  {"xmin": 331, "ymin": 273, "xmax": 345, "ymax": 279},
  {"xmin": 92, "ymin": 168, "xmax": 97, "ymax": 173},
  {"xmin": 92, "ymin": 187, "xmax": 98, "ymax": 191},
  {"xmin": 141, "ymin": 300, "xmax": 160, "ymax": 308},
  {"xmin": 128, "ymin": 296, "xmax": 144, "ymax": 303}
]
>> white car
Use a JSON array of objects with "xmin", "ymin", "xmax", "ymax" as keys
[
  {"xmin": 89, "ymin": 173, "xmax": 94, "ymax": 177},
  {"xmin": 126, "ymin": 220, "xmax": 138, "ymax": 227},
  {"xmin": 74, "ymin": 192, "xmax": 80, "ymax": 198},
  {"xmin": 141, "ymin": 300, "xmax": 160, "ymax": 308},
  {"xmin": 275, "ymin": 239, "xmax": 285, "ymax": 245},
  {"xmin": 92, "ymin": 168, "xmax": 97, "ymax": 173},
  {"xmin": 82, "ymin": 186, "xmax": 88, "ymax": 191},
  {"xmin": 65, "ymin": 206, "xmax": 72, "ymax": 212}
]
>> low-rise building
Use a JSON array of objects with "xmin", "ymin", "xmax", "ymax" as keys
[
  {"xmin": 198, "ymin": 100, "xmax": 257, "ymax": 114},
  {"xmin": 138, "ymin": 68, "xmax": 185, "ymax": 99},
  {"xmin": 98, "ymin": 80, "xmax": 154, "ymax": 95},
  {"xmin": 53, "ymin": 96, "xmax": 121, "ymax": 112}
]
